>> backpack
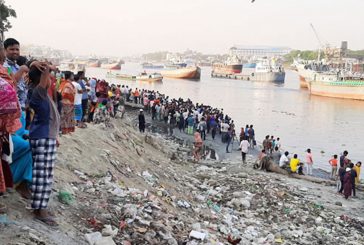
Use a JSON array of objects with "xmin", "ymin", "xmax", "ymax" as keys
[{"xmin": 0, "ymin": 78, "xmax": 18, "ymax": 115}]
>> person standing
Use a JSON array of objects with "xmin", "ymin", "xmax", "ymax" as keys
[
  {"xmin": 225, "ymin": 128, "xmax": 232, "ymax": 153},
  {"xmin": 349, "ymin": 163, "xmax": 357, "ymax": 198},
  {"xmin": 187, "ymin": 114, "xmax": 195, "ymax": 135},
  {"xmin": 343, "ymin": 167, "xmax": 353, "ymax": 199},
  {"xmin": 28, "ymin": 63, "xmax": 60, "ymax": 226},
  {"xmin": 248, "ymin": 125, "xmax": 255, "ymax": 149},
  {"xmin": 210, "ymin": 116, "xmax": 218, "ymax": 140},
  {"xmin": 239, "ymin": 137, "xmax": 250, "ymax": 163},
  {"xmin": 138, "ymin": 109, "xmax": 146, "ymax": 133},
  {"xmin": 58, "ymin": 72, "xmax": 75, "ymax": 134},
  {"xmin": 305, "ymin": 148, "xmax": 313, "ymax": 175},
  {"xmin": 340, "ymin": 151, "xmax": 349, "ymax": 168},
  {"xmin": 78, "ymin": 72, "xmax": 88, "ymax": 121},
  {"xmin": 271, "ymin": 146, "xmax": 281, "ymax": 165},
  {"xmin": 198, "ymin": 117, "xmax": 207, "ymax": 140},
  {"xmin": 72, "ymin": 75, "xmax": 84, "ymax": 128},
  {"xmin": 3, "ymin": 38, "xmax": 29, "ymax": 111},
  {"xmin": 353, "ymin": 162, "xmax": 361, "ymax": 185},
  {"xmin": 329, "ymin": 155, "xmax": 338, "ymax": 179}
]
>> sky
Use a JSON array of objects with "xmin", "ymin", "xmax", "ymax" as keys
[{"xmin": 4, "ymin": 0, "xmax": 364, "ymax": 56}]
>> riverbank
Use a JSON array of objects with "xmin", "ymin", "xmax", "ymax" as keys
[{"xmin": 0, "ymin": 113, "xmax": 363, "ymax": 244}]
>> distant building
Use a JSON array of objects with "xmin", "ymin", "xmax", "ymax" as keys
[{"xmin": 229, "ymin": 45, "xmax": 291, "ymax": 59}]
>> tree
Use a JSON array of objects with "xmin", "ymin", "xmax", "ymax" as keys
[{"xmin": 0, "ymin": 0, "xmax": 17, "ymax": 41}]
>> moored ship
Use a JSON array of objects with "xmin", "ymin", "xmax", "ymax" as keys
[
  {"xmin": 101, "ymin": 61, "xmax": 122, "ymax": 70},
  {"xmin": 141, "ymin": 62, "xmax": 164, "ymax": 69},
  {"xmin": 248, "ymin": 60, "xmax": 285, "ymax": 83},
  {"xmin": 160, "ymin": 66, "xmax": 201, "ymax": 80},
  {"xmin": 212, "ymin": 56, "xmax": 242, "ymax": 75},
  {"xmin": 309, "ymin": 73, "xmax": 364, "ymax": 100}
]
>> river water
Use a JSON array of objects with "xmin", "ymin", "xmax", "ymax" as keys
[{"xmin": 86, "ymin": 63, "xmax": 364, "ymax": 178}]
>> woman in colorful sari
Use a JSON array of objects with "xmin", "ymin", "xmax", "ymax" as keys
[
  {"xmin": 10, "ymin": 111, "xmax": 32, "ymax": 199},
  {"xmin": 58, "ymin": 71, "xmax": 75, "ymax": 134}
]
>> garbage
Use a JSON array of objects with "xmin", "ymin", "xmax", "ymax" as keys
[
  {"xmin": 85, "ymin": 232, "xmax": 102, "ymax": 245},
  {"xmin": 58, "ymin": 190, "xmax": 74, "ymax": 205}
]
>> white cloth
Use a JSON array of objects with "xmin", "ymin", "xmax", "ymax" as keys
[
  {"xmin": 221, "ymin": 123, "xmax": 229, "ymax": 133},
  {"xmin": 72, "ymin": 82, "xmax": 83, "ymax": 105},
  {"xmin": 239, "ymin": 140, "xmax": 250, "ymax": 153},
  {"xmin": 279, "ymin": 155, "xmax": 289, "ymax": 167}
]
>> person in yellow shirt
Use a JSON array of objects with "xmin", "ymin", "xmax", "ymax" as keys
[
  {"xmin": 354, "ymin": 162, "xmax": 361, "ymax": 185},
  {"xmin": 290, "ymin": 154, "xmax": 300, "ymax": 173}
]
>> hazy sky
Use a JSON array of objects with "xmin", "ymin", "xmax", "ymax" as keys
[{"xmin": 5, "ymin": 0, "xmax": 364, "ymax": 56}]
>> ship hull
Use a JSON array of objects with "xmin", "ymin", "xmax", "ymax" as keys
[
  {"xmin": 212, "ymin": 64, "xmax": 242, "ymax": 74},
  {"xmin": 309, "ymin": 81, "xmax": 364, "ymax": 100},
  {"xmin": 252, "ymin": 72, "xmax": 286, "ymax": 83},
  {"xmin": 101, "ymin": 63, "xmax": 121, "ymax": 70},
  {"xmin": 88, "ymin": 62, "xmax": 100, "ymax": 68},
  {"xmin": 161, "ymin": 67, "xmax": 201, "ymax": 80},
  {"xmin": 299, "ymin": 75, "xmax": 308, "ymax": 88}
]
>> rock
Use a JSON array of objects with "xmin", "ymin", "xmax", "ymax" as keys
[
  {"xmin": 315, "ymin": 217, "xmax": 323, "ymax": 225},
  {"xmin": 29, "ymin": 233, "xmax": 42, "ymax": 243},
  {"xmin": 85, "ymin": 232, "xmax": 102, "ymax": 245},
  {"xmin": 335, "ymin": 201, "xmax": 343, "ymax": 206},
  {"xmin": 101, "ymin": 225, "xmax": 118, "ymax": 237},
  {"xmin": 189, "ymin": 230, "xmax": 206, "ymax": 241},
  {"xmin": 95, "ymin": 237, "xmax": 116, "ymax": 245}
]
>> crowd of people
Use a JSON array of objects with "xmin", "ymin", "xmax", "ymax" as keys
[{"xmin": 0, "ymin": 37, "xmax": 362, "ymax": 230}]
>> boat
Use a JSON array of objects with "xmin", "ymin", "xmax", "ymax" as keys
[
  {"xmin": 295, "ymin": 59, "xmax": 330, "ymax": 89},
  {"xmin": 164, "ymin": 62, "xmax": 187, "ymax": 69},
  {"xmin": 160, "ymin": 66, "xmax": 201, "ymax": 80},
  {"xmin": 243, "ymin": 63, "xmax": 257, "ymax": 69},
  {"xmin": 308, "ymin": 72, "xmax": 364, "ymax": 100},
  {"xmin": 136, "ymin": 72, "xmax": 163, "ymax": 82},
  {"xmin": 87, "ymin": 59, "xmax": 101, "ymax": 68},
  {"xmin": 58, "ymin": 61, "xmax": 86, "ymax": 75},
  {"xmin": 250, "ymin": 60, "xmax": 285, "ymax": 83},
  {"xmin": 141, "ymin": 62, "xmax": 164, "ymax": 69},
  {"xmin": 106, "ymin": 72, "xmax": 136, "ymax": 80},
  {"xmin": 101, "ymin": 61, "xmax": 122, "ymax": 70},
  {"xmin": 212, "ymin": 56, "xmax": 242, "ymax": 75}
]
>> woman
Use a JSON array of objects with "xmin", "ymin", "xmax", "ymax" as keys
[
  {"xmin": 193, "ymin": 132, "xmax": 203, "ymax": 162},
  {"xmin": 354, "ymin": 162, "xmax": 361, "ymax": 185},
  {"xmin": 28, "ymin": 63, "xmax": 60, "ymax": 226},
  {"xmin": 10, "ymin": 111, "xmax": 33, "ymax": 199},
  {"xmin": 58, "ymin": 71, "xmax": 75, "ymax": 134},
  {"xmin": 343, "ymin": 167, "xmax": 353, "ymax": 199}
]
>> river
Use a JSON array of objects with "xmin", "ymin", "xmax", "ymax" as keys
[{"xmin": 86, "ymin": 63, "xmax": 364, "ymax": 178}]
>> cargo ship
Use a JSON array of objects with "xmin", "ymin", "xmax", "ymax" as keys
[
  {"xmin": 101, "ymin": 61, "xmax": 122, "ymax": 70},
  {"xmin": 309, "ymin": 73, "xmax": 364, "ymax": 100},
  {"xmin": 251, "ymin": 62, "xmax": 285, "ymax": 83},
  {"xmin": 212, "ymin": 56, "xmax": 242, "ymax": 75},
  {"xmin": 87, "ymin": 59, "xmax": 101, "ymax": 68},
  {"xmin": 160, "ymin": 66, "xmax": 201, "ymax": 80}
]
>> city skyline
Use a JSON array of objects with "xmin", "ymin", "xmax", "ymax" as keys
[{"xmin": 4, "ymin": 0, "xmax": 364, "ymax": 56}]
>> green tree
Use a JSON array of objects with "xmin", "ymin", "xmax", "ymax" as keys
[{"xmin": 0, "ymin": 0, "xmax": 17, "ymax": 41}]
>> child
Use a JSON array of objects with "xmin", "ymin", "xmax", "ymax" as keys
[
  {"xmin": 298, "ymin": 162, "xmax": 305, "ymax": 175},
  {"xmin": 329, "ymin": 155, "xmax": 338, "ymax": 179}
]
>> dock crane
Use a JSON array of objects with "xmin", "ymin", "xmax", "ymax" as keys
[{"xmin": 310, "ymin": 23, "xmax": 325, "ymax": 61}]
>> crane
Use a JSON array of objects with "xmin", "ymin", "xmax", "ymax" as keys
[{"xmin": 310, "ymin": 23, "xmax": 324, "ymax": 61}]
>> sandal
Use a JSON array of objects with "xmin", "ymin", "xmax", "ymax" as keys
[{"xmin": 34, "ymin": 215, "xmax": 59, "ymax": 227}]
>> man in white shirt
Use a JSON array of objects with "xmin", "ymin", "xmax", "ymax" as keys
[
  {"xmin": 279, "ymin": 151, "xmax": 290, "ymax": 168},
  {"xmin": 220, "ymin": 121, "xmax": 229, "ymax": 143},
  {"xmin": 239, "ymin": 138, "xmax": 250, "ymax": 163},
  {"xmin": 72, "ymin": 78, "xmax": 84, "ymax": 127}
]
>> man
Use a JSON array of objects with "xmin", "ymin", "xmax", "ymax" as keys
[
  {"xmin": 77, "ymin": 72, "xmax": 88, "ymax": 121},
  {"xmin": 226, "ymin": 128, "xmax": 232, "ymax": 153},
  {"xmin": 239, "ymin": 137, "xmax": 250, "ymax": 163},
  {"xmin": 279, "ymin": 151, "xmax": 290, "ymax": 169},
  {"xmin": 349, "ymin": 163, "xmax": 357, "ymax": 198},
  {"xmin": 340, "ymin": 151, "xmax": 349, "ymax": 168},
  {"xmin": 138, "ymin": 109, "xmax": 146, "ymax": 133},
  {"xmin": 248, "ymin": 125, "xmax": 255, "ymax": 148},
  {"xmin": 271, "ymin": 146, "xmax": 281, "ymax": 165},
  {"xmin": 197, "ymin": 117, "xmax": 207, "ymax": 140},
  {"xmin": 72, "ymin": 75, "xmax": 84, "ymax": 127},
  {"xmin": 262, "ymin": 135, "xmax": 270, "ymax": 153},
  {"xmin": 187, "ymin": 114, "xmax": 195, "ymax": 135},
  {"xmin": 290, "ymin": 154, "xmax": 300, "ymax": 174},
  {"xmin": 3, "ymin": 38, "xmax": 29, "ymax": 110},
  {"xmin": 220, "ymin": 120, "xmax": 229, "ymax": 143}
]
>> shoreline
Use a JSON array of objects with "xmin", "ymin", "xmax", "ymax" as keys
[{"xmin": 124, "ymin": 102, "xmax": 336, "ymax": 181}]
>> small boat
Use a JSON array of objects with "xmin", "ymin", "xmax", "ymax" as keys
[
  {"xmin": 309, "ymin": 72, "xmax": 364, "ymax": 100},
  {"xmin": 106, "ymin": 72, "xmax": 136, "ymax": 80},
  {"xmin": 136, "ymin": 72, "xmax": 163, "ymax": 82},
  {"xmin": 161, "ymin": 66, "xmax": 201, "ymax": 80}
]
